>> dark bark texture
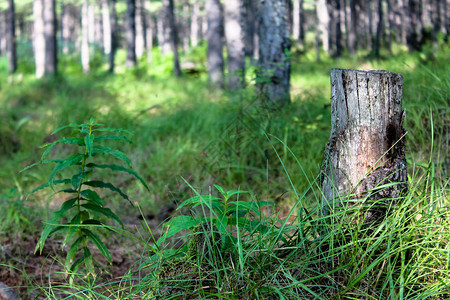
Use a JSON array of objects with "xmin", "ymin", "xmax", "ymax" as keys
[
  {"xmin": 321, "ymin": 69, "xmax": 407, "ymax": 220},
  {"xmin": 257, "ymin": 0, "xmax": 291, "ymax": 107},
  {"xmin": 43, "ymin": 0, "xmax": 57, "ymax": 75},
  {"xmin": 126, "ymin": 0, "xmax": 137, "ymax": 67},
  {"xmin": 163, "ymin": 0, "xmax": 181, "ymax": 76},
  {"xmin": 7, "ymin": 0, "xmax": 17, "ymax": 74}
]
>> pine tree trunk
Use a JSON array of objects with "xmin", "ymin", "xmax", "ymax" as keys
[
  {"xmin": 81, "ymin": 0, "xmax": 90, "ymax": 73},
  {"xmin": 126, "ymin": 0, "xmax": 137, "ymax": 67},
  {"xmin": 108, "ymin": 0, "xmax": 116, "ymax": 72},
  {"xmin": 162, "ymin": 0, "xmax": 181, "ymax": 76},
  {"xmin": 34, "ymin": 0, "xmax": 45, "ymax": 78},
  {"xmin": 135, "ymin": 0, "xmax": 146, "ymax": 59},
  {"xmin": 348, "ymin": 0, "xmax": 357, "ymax": 54},
  {"xmin": 190, "ymin": 1, "xmax": 202, "ymax": 47},
  {"xmin": 206, "ymin": 0, "xmax": 224, "ymax": 86},
  {"xmin": 7, "ymin": 0, "xmax": 17, "ymax": 74},
  {"xmin": 224, "ymin": 0, "xmax": 245, "ymax": 89},
  {"xmin": 257, "ymin": 0, "xmax": 291, "ymax": 107},
  {"xmin": 317, "ymin": 0, "xmax": 330, "ymax": 52},
  {"xmin": 102, "ymin": 0, "xmax": 112, "ymax": 55},
  {"xmin": 321, "ymin": 69, "xmax": 407, "ymax": 219}
]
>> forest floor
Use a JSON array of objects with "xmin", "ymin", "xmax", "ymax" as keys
[{"xmin": 0, "ymin": 44, "xmax": 448, "ymax": 298}]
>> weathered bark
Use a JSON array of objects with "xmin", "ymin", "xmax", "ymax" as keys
[
  {"xmin": 224, "ymin": 0, "xmax": 245, "ymax": 89},
  {"xmin": 206, "ymin": 0, "xmax": 224, "ymax": 86},
  {"xmin": 7, "ymin": 0, "xmax": 17, "ymax": 74},
  {"xmin": 126, "ymin": 0, "xmax": 137, "ymax": 67},
  {"xmin": 257, "ymin": 0, "xmax": 291, "ymax": 107},
  {"xmin": 81, "ymin": 0, "xmax": 90, "ymax": 73},
  {"xmin": 162, "ymin": 0, "xmax": 181, "ymax": 76},
  {"xmin": 321, "ymin": 69, "xmax": 407, "ymax": 219}
]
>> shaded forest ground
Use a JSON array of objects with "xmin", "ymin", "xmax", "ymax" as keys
[{"xmin": 0, "ymin": 43, "xmax": 448, "ymax": 298}]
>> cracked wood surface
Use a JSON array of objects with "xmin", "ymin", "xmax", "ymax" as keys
[{"xmin": 321, "ymin": 69, "xmax": 407, "ymax": 216}]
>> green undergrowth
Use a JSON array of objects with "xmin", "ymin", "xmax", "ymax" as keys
[{"xmin": 0, "ymin": 42, "xmax": 448, "ymax": 298}]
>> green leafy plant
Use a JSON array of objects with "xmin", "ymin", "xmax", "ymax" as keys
[
  {"xmin": 22, "ymin": 118, "xmax": 149, "ymax": 279},
  {"xmin": 161, "ymin": 183, "xmax": 278, "ymax": 255}
]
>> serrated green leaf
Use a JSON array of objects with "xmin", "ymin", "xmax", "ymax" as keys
[
  {"xmin": 226, "ymin": 190, "xmax": 249, "ymax": 198},
  {"xmin": 93, "ymin": 146, "xmax": 131, "ymax": 167},
  {"xmin": 94, "ymin": 135, "xmax": 132, "ymax": 144},
  {"xmin": 85, "ymin": 134, "xmax": 95, "ymax": 157},
  {"xmin": 48, "ymin": 154, "xmax": 84, "ymax": 189},
  {"xmin": 83, "ymin": 247, "xmax": 95, "ymax": 276},
  {"xmin": 64, "ymin": 213, "xmax": 82, "ymax": 248},
  {"xmin": 65, "ymin": 236, "xmax": 83, "ymax": 267},
  {"xmin": 81, "ymin": 203, "xmax": 123, "ymax": 228},
  {"xmin": 176, "ymin": 196, "xmax": 222, "ymax": 211},
  {"xmin": 80, "ymin": 189, "xmax": 103, "ymax": 206},
  {"xmin": 214, "ymin": 185, "xmax": 225, "ymax": 195},
  {"xmin": 164, "ymin": 215, "xmax": 197, "ymax": 238},
  {"xmin": 41, "ymin": 142, "xmax": 57, "ymax": 160},
  {"xmin": 83, "ymin": 180, "xmax": 130, "ymax": 204},
  {"xmin": 86, "ymin": 163, "xmax": 149, "ymax": 191},
  {"xmin": 30, "ymin": 179, "xmax": 71, "ymax": 194},
  {"xmin": 92, "ymin": 128, "xmax": 132, "ymax": 135},
  {"xmin": 51, "ymin": 123, "xmax": 83, "ymax": 135},
  {"xmin": 35, "ymin": 198, "xmax": 77, "ymax": 254},
  {"xmin": 82, "ymin": 229, "xmax": 112, "ymax": 263}
]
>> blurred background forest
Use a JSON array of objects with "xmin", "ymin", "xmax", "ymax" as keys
[{"xmin": 0, "ymin": 0, "xmax": 448, "ymax": 298}]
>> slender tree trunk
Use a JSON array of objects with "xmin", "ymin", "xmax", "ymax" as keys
[
  {"xmin": 242, "ymin": 0, "xmax": 257, "ymax": 58},
  {"xmin": 126, "ymin": 0, "xmax": 137, "ymax": 67},
  {"xmin": 190, "ymin": 1, "xmax": 202, "ymax": 47},
  {"xmin": 293, "ymin": 0, "xmax": 305, "ymax": 47},
  {"xmin": 225, "ymin": 0, "xmax": 245, "ymax": 89},
  {"xmin": 145, "ymin": 2, "xmax": 154, "ymax": 63},
  {"xmin": 81, "ymin": 0, "xmax": 90, "ymax": 73},
  {"xmin": 163, "ymin": 0, "xmax": 181, "ymax": 76},
  {"xmin": 182, "ymin": 0, "xmax": 191, "ymax": 51},
  {"xmin": 102, "ymin": 0, "xmax": 112, "ymax": 55},
  {"xmin": 7, "ymin": 0, "xmax": 17, "ymax": 74},
  {"xmin": 44, "ymin": 0, "xmax": 57, "ymax": 75},
  {"xmin": 87, "ymin": 3, "xmax": 95, "ymax": 44},
  {"xmin": 317, "ymin": 0, "xmax": 330, "ymax": 52},
  {"xmin": 374, "ymin": 0, "xmax": 383, "ymax": 57},
  {"xmin": 348, "ymin": 0, "xmax": 357, "ymax": 53},
  {"xmin": 206, "ymin": 0, "xmax": 224, "ymax": 86},
  {"xmin": 34, "ymin": 0, "xmax": 45, "ymax": 78},
  {"xmin": 135, "ymin": 0, "xmax": 146, "ymax": 59},
  {"xmin": 257, "ymin": 0, "xmax": 291, "ymax": 107},
  {"xmin": 108, "ymin": 0, "xmax": 117, "ymax": 72},
  {"xmin": 321, "ymin": 69, "xmax": 407, "ymax": 220},
  {"xmin": 328, "ymin": 0, "xmax": 343, "ymax": 57},
  {"xmin": 0, "ymin": 13, "xmax": 5, "ymax": 55}
]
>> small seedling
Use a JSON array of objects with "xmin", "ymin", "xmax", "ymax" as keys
[{"xmin": 21, "ymin": 118, "xmax": 149, "ymax": 281}]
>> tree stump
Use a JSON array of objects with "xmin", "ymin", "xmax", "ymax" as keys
[{"xmin": 321, "ymin": 69, "xmax": 407, "ymax": 219}]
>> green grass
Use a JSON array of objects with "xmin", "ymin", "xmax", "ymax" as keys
[{"xmin": 0, "ymin": 41, "xmax": 448, "ymax": 298}]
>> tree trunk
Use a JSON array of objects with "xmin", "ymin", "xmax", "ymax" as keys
[
  {"xmin": 348, "ymin": 0, "xmax": 357, "ymax": 54},
  {"xmin": 317, "ymin": 0, "xmax": 330, "ymax": 53},
  {"xmin": 145, "ymin": 8, "xmax": 154, "ymax": 63},
  {"xmin": 224, "ymin": 0, "xmax": 245, "ymax": 89},
  {"xmin": 242, "ymin": 0, "xmax": 255, "ymax": 57},
  {"xmin": 182, "ymin": 0, "xmax": 191, "ymax": 51},
  {"xmin": 374, "ymin": 0, "xmax": 383, "ymax": 57},
  {"xmin": 44, "ymin": 0, "xmax": 57, "ymax": 75},
  {"xmin": 257, "ymin": 0, "xmax": 291, "ymax": 107},
  {"xmin": 7, "ymin": 0, "xmax": 17, "ymax": 74},
  {"xmin": 293, "ymin": 0, "xmax": 305, "ymax": 47},
  {"xmin": 321, "ymin": 69, "xmax": 407, "ymax": 220},
  {"xmin": 190, "ymin": 1, "xmax": 202, "ymax": 47},
  {"xmin": 206, "ymin": 0, "xmax": 224, "ymax": 86},
  {"xmin": 102, "ymin": 0, "xmax": 112, "ymax": 55},
  {"xmin": 126, "ymin": 0, "xmax": 137, "ymax": 67},
  {"xmin": 163, "ymin": 0, "xmax": 181, "ymax": 76},
  {"xmin": 34, "ymin": 0, "xmax": 45, "ymax": 78},
  {"xmin": 328, "ymin": 0, "xmax": 343, "ymax": 57},
  {"xmin": 135, "ymin": 0, "xmax": 146, "ymax": 59},
  {"xmin": 81, "ymin": 0, "xmax": 90, "ymax": 73},
  {"xmin": 108, "ymin": 0, "xmax": 117, "ymax": 72}
]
